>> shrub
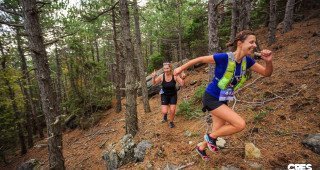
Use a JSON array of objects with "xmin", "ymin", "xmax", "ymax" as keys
[
  {"xmin": 192, "ymin": 84, "xmax": 206, "ymax": 104},
  {"xmin": 178, "ymin": 85, "xmax": 206, "ymax": 119},
  {"xmin": 147, "ymin": 52, "xmax": 164, "ymax": 73},
  {"xmin": 254, "ymin": 110, "xmax": 269, "ymax": 122}
]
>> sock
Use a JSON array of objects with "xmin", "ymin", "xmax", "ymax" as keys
[
  {"xmin": 163, "ymin": 114, "xmax": 167, "ymax": 120},
  {"xmin": 209, "ymin": 134, "xmax": 216, "ymax": 140}
]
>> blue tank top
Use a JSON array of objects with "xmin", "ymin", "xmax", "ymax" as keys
[{"xmin": 205, "ymin": 53, "xmax": 256, "ymax": 99}]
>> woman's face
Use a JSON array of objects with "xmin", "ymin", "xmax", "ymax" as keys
[
  {"xmin": 238, "ymin": 35, "xmax": 257, "ymax": 55},
  {"xmin": 163, "ymin": 64, "xmax": 171, "ymax": 73}
]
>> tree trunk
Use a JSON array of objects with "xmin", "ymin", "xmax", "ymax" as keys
[
  {"xmin": 0, "ymin": 41, "xmax": 27, "ymax": 155},
  {"xmin": 133, "ymin": 0, "xmax": 151, "ymax": 113},
  {"xmin": 111, "ymin": 3, "xmax": 122, "ymax": 113},
  {"xmin": 119, "ymin": 0, "xmax": 138, "ymax": 136},
  {"xmin": 177, "ymin": 0, "xmax": 183, "ymax": 62},
  {"xmin": 119, "ymin": 41, "xmax": 126, "ymax": 97},
  {"xmin": 16, "ymin": 28, "xmax": 34, "ymax": 148},
  {"xmin": 208, "ymin": 0, "xmax": 219, "ymax": 81},
  {"xmin": 268, "ymin": 0, "xmax": 277, "ymax": 45},
  {"xmin": 230, "ymin": 0, "xmax": 239, "ymax": 51},
  {"xmin": 91, "ymin": 41, "xmax": 95, "ymax": 62},
  {"xmin": 7, "ymin": 81, "xmax": 27, "ymax": 155},
  {"xmin": 19, "ymin": 83, "xmax": 34, "ymax": 148},
  {"xmin": 240, "ymin": 0, "xmax": 251, "ymax": 30},
  {"xmin": 95, "ymin": 37, "xmax": 100, "ymax": 62},
  {"xmin": 145, "ymin": 45, "xmax": 149, "ymax": 68},
  {"xmin": 67, "ymin": 57, "xmax": 83, "ymax": 102},
  {"xmin": 55, "ymin": 39, "xmax": 63, "ymax": 116},
  {"xmin": 283, "ymin": 0, "xmax": 295, "ymax": 33},
  {"xmin": 245, "ymin": 0, "xmax": 251, "ymax": 29},
  {"xmin": 21, "ymin": 0, "xmax": 65, "ymax": 169},
  {"xmin": 16, "ymin": 28, "xmax": 44, "ymax": 139},
  {"xmin": 149, "ymin": 30, "xmax": 153, "ymax": 56}
]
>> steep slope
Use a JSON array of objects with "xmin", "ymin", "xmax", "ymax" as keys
[{"xmin": 1, "ymin": 17, "xmax": 320, "ymax": 170}]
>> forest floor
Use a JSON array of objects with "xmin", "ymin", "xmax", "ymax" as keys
[{"xmin": 2, "ymin": 17, "xmax": 320, "ymax": 170}]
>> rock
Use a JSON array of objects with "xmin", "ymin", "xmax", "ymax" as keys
[
  {"xmin": 279, "ymin": 115, "xmax": 286, "ymax": 120},
  {"xmin": 190, "ymin": 80, "xmax": 197, "ymax": 86},
  {"xmin": 64, "ymin": 114, "xmax": 77, "ymax": 129},
  {"xmin": 156, "ymin": 145, "xmax": 165, "ymax": 158},
  {"xmin": 134, "ymin": 140, "xmax": 152, "ymax": 162},
  {"xmin": 204, "ymin": 67, "xmax": 210, "ymax": 73},
  {"xmin": 34, "ymin": 144, "xmax": 47, "ymax": 148},
  {"xmin": 146, "ymin": 161, "xmax": 154, "ymax": 170},
  {"xmin": 102, "ymin": 150, "xmax": 119, "ymax": 170},
  {"xmin": 312, "ymin": 32, "xmax": 320, "ymax": 37},
  {"xmin": 103, "ymin": 134, "xmax": 136, "ymax": 169},
  {"xmin": 119, "ymin": 134, "xmax": 136, "ymax": 164},
  {"xmin": 302, "ymin": 134, "xmax": 320, "ymax": 154},
  {"xmin": 205, "ymin": 114, "xmax": 212, "ymax": 123},
  {"xmin": 216, "ymin": 137, "xmax": 226, "ymax": 149},
  {"xmin": 245, "ymin": 143, "xmax": 261, "ymax": 159},
  {"xmin": 163, "ymin": 163, "xmax": 179, "ymax": 170},
  {"xmin": 221, "ymin": 165, "xmax": 240, "ymax": 170},
  {"xmin": 157, "ymin": 149, "xmax": 165, "ymax": 158},
  {"xmin": 188, "ymin": 141, "xmax": 193, "ymax": 145},
  {"xmin": 248, "ymin": 162, "xmax": 263, "ymax": 170},
  {"xmin": 250, "ymin": 127, "xmax": 259, "ymax": 133},
  {"xmin": 301, "ymin": 84, "xmax": 308, "ymax": 89},
  {"xmin": 276, "ymin": 21, "xmax": 284, "ymax": 31},
  {"xmin": 184, "ymin": 130, "xmax": 192, "ymax": 137},
  {"xmin": 17, "ymin": 159, "xmax": 39, "ymax": 170}
]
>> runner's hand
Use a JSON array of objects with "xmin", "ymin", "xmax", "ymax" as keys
[
  {"xmin": 151, "ymin": 70, "xmax": 156, "ymax": 78},
  {"xmin": 180, "ymin": 71, "xmax": 186, "ymax": 79},
  {"xmin": 261, "ymin": 49, "xmax": 273, "ymax": 62},
  {"xmin": 174, "ymin": 67, "xmax": 182, "ymax": 76}
]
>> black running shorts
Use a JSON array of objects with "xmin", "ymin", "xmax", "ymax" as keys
[
  {"xmin": 161, "ymin": 94, "xmax": 177, "ymax": 105},
  {"xmin": 202, "ymin": 91, "xmax": 228, "ymax": 112}
]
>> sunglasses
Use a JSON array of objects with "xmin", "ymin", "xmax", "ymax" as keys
[{"xmin": 163, "ymin": 62, "xmax": 171, "ymax": 66}]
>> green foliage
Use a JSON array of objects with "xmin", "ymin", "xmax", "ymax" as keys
[
  {"xmin": 78, "ymin": 111, "xmax": 104, "ymax": 130},
  {"xmin": 0, "ymin": 67, "xmax": 24, "ymax": 154},
  {"xmin": 177, "ymin": 99, "xmax": 203, "ymax": 120},
  {"xmin": 189, "ymin": 39, "xmax": 208, "ymax": 58},
  {"xmin": 142, "ymin": 0, "xmax": 208, "ymax": 61},
  {"xmin": 251, "ymin": 0, "xmax": 269, "ymax": 29},
  {"xmin": 63, "ymin": 60, "xmax": 113, "ymax": 117},
  {"xmin": 192, "ymin": 84, "xmax": 206, "ymax": 103},
  {"xmin": 254, "ymin": 110, "xmax": 269, "ymax": 122},
  {"xmin": 218, "ymin": 10, "xmax": 232, "ymax": 50},
  {"xmin": 177, "ymin": 100, "xmax": 193, "ymax": 116},
  {"xmin": 147, "ymin": 52, "xmax": 165, "ymax": 73},
  {"xmin": 177, "ymin": 84, "xmax": 206, "ymax": 119},
  {"xmin": 184, "ymin": 3, "xmax": 208, "ymax": 57}
]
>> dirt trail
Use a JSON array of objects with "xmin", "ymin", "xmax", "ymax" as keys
[{"xmin": 2, "ymin": 17, "xmax": 320, "ymax": 170}]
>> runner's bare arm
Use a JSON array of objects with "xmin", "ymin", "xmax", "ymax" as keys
[
  {"xmin": 174, "ymin": 75, "xmax": 184, "ymax": 86},
  {"xmin": 152, "ymin": 70, "xmax": 163, "ymax": 85},
  {"xmin": 174, "ymin": 56, "xmax": 214, "ymax": 76},
  {"xmin": 250, "ymin": 49, "xmax": 273, "ymax": 77}
]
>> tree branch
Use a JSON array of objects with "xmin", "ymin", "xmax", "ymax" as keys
[
  {"xmin": 83, "ymin": 1, "xmax": 119, "ymax": 22},
  {"xmin": 0, "ymin": 20, "xmax": 24, "ymax": 27},
  {"xmin": 234, "ymin": 76, "xmax": 264, "ymax": 94},
  {"xmin": 44, "ymin": 33, "xmax": 75, "ymax": 46},
  {"xmin": 36, "ymin": 1, "xmax": 51, "ymax": 9},
  {"xmin": 0, "ymin": 6, "xmax": 22, "ymax": 16}
]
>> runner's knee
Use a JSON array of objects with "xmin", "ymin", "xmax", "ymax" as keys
[
  {"xmin": 235, "ymin": 119, "xmax": 246, "ymax": 131},
  {"xmin": 161, "ymin": 106, "xmax": 168, "ymax": 114}
]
